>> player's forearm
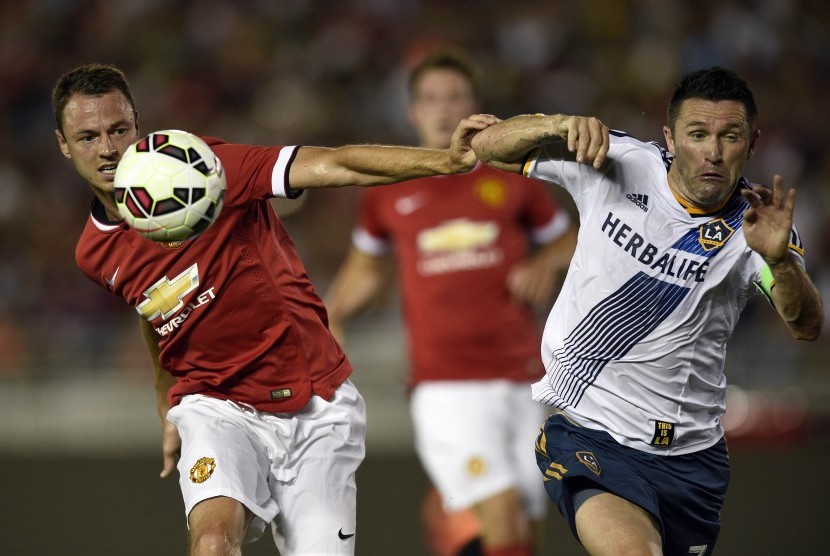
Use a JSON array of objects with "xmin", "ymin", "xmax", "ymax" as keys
[
  {"xmin": 154, "ymin": 366, "xmax": 176, "ymax": 419},
  {"xmin": 768, "ymin": 257, "xmax": 824, "ymax": 340},
  {"xmin": 471, "ymin": 114, "xmax": 570, "ymax": 164},
  {"xmin": 536, "ymin": 227, "xmax": 578, "ymax": 271},
  {"xmin": 140, "ymin": 318, "xmax": 174, "ymax": 419},
  {"xmin": 325, "ymin": 251, "xmax": 388, "ymax": 324},
  {"xmin": 292, "ymin": 145, "xmax": 458, "ymax": 189}
]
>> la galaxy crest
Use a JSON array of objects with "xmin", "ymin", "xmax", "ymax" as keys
[
  {"xmin": 576, "ymin": 451, "xmax": 602, "ymax": 476},
  {"xmin": 698, "ymin": 218, "xmax": 734, "ymax": 252}
]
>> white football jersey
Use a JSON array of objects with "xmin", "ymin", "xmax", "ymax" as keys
[{"xmin": 525, "ymin": 132, "xmax": 805, "ymax": 455}]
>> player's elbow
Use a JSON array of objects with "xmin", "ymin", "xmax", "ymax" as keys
[{"xmin": 470, "ymin": 132, "xmax": 494, "ymax": 163}]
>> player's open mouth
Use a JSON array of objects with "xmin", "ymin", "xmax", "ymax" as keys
[{"xmin": 99, "ymin": 164, "xmax": 117, "ymax": 177}]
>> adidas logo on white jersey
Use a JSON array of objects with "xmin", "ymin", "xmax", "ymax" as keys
[{"xmin": 626, "ymin": 193, "xmax": 649, "ymax": 212}]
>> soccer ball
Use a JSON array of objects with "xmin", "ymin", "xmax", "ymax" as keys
[{"xmin": 114, "ymin": 130, "xmax": 226, "ymax": 241}]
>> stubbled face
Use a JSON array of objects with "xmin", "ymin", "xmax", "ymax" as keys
[
  {"xmin": 663, "ymin": 98, "xmax": 759, "ymax": 210},
  {"xmin": 56, "ymin": 90, "xmax": 139, "ymax": 209},
  {"xmin": 409, "ymin": 68, "xmax": 478, "ymax": 149}
]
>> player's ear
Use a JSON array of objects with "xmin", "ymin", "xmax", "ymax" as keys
[
  {"xmin": 747, "ymin": 129, "xmax": 760, "ymax": 160},
  {"xmin": 662, "ymin": 125, "xmax": 675, "ymax": 155},
  {"xmin": 55, "ymin": 129, "xmax": 71, "ymax": 159}
]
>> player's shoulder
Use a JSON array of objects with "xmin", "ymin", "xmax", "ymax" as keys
[
  {"xmin": 609, "ymin": 130, "xmax": 672, "ymax": 169},
  {"xmin": 198, "ymin": 135, "xmax": 227, "ymax": 147},
  {"xmin": 199, "ymin": 136, "xmax": 290, "ymax": 156}
]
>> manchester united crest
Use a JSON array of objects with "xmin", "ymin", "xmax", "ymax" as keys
[
  {"xmin": 189, "ymin": 456, "xmax": 217, "ymax": 483},
  {"xmin": 475, "ymin": 178, "xmax": 506, "ymax": 207},
  {"xmin": 466, "ymin": 456, "xmax": 487, "ymax": 477}
]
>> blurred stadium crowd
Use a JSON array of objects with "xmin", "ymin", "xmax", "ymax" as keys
[{"xmin": 1, "ymin": 0, "xmax": 828, "ymax": 420}]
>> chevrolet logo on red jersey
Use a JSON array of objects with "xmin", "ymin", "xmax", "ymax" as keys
[{"xmin": 137, "ymin": 263, "xmax": 200, "ymax": 321}]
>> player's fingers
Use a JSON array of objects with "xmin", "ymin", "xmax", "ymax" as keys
[
  {"xmin": 461, "ymin": 115, "xmax": 499, "ymax": 133},
  {"xmin": 457, "ymin": 119, "xmax": 487, "ymax": 133},
  {"xmin": 468, "ymin": 113, "xmax": 501, "ymax": 125},
  {"xmin": 566, "ymin": 117, "xmax": 580, "ymax": 156},
  {"xmin": 771, "ymin": 174, "xmax": 785, "ymax": 207},
  {"xmin": 586, "ymin": 117, "xmax": 609, "ymax": 169},
  {"xmin": 575, "ymin": 117, "xmax": 595, "ymax": 163},
  {"xmin": 741, "ymin": 188, "xmax": 762, "ymax": 207},
  {"xmin": 160, "ymin": 456, "xmax": 175, "ymax": 478},
  {"xmin": 754, "ymin": 185, "xmax": 772, "ymax": 204},
  {"xmin": 784, "ymin": 187, "xmax": 796, "ymax": 216}
]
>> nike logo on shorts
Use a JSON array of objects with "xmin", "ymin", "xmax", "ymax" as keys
[{"xmin": 338, "ymin": 528, "xmax": 355, "ymax": 540}]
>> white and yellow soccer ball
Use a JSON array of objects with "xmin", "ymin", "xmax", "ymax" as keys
[{"xmin": 114, "ymin": 130, "xmax": 225, "ymax": 241}]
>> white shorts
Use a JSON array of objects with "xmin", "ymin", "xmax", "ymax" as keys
[
  {"xmin": 410, "ymin": 380, "xmax": 550, "ymax": 518},
  {"xmin": 166, "ymin": 380, "xmax": 366, "ymax": 555}
]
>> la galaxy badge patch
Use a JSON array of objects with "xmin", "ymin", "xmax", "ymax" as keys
[
  {"xmin": 698, "ymin": 218, "xmax": 734, "ymax": 252},
  {"xmin": 576, "ymin": 451, "xmax": 602, "ymax": 476}
]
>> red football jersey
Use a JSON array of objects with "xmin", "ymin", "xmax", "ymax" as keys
[
  {"xmin": 353, "ymin": 163, "xmax": 570, "ymax": 386},
  {"xmin": 75, "ymin": 139, "xmax": 351, "ymax": 412}
]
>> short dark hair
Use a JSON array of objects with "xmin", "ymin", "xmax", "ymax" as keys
[
  {"xmin": 407, "ymin": 48, "xmax": 481, "ymax": 101},
  {"xmin": 52, "ymin": 63, "xmax": 136, "ymax": 133},
  {"xmin": 667, "ymin": 66, "xmax": 757, "ymax": 131}
]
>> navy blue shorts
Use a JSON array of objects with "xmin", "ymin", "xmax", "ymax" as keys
[{"xmin": 535, "ymin": 414, "xmax": 730, "ymax": 555}]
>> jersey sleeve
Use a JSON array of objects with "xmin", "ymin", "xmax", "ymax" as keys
[
  {"xmin": 517, "ymin": 175, "xmax": 572, "ymax": 245},
  {"xmin": 351, "ymin": 189, "xmax": 391, "ymax": 256},
  {"xmin": 524, "ymin": 139, "xmax": 602, "ymax": 210},
  {"xmin": 205, "ymin": 140, "xmax": 304, "ymax": 207},
  {"xmin": 525, "ymin": 132, "xmax": 666, "ymax": 215}
]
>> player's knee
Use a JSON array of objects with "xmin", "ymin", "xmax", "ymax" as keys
[
  {"xmin": 474, "ymin": 489, "xmax": 531, "ymax": 545},
  {"xmin": 189, "ymin": 525, "xmax": 243, "ymax": 556},
  {"xmin": 188, "ymin": 497, "xmax": 249, "ymax": 555}
]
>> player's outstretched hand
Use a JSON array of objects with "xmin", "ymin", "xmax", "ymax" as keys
[
  {"xmin": 741, "ymin": 174, "xmax": 794, "ymax": 264},
  {"xmin": 558, "ymin": 115, "xmax": 609, "ymax": 169},
  {"xmin": 160, "ymin": 419, "xmax": 181, "ymax": 479},
  {"xmin": 450, "ymin": 113, "xmax": 501, "ymax": 173}
]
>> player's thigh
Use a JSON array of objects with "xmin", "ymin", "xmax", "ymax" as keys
[
  {"xmin": 410, "ymin": 381, "xmax": 523, "ymax": 512},
  {"xmin": 534, "ymin": 414, "xmax": 662, "ymax": 538},
  {"xmin": 167, "ymin": 395, "xmax": 277, "ymax": 542},
  {"xmin": 269, "ymin": 380, "xmax": 366, "ymax": 555},
  {"xmin": 575, "ymin": 491, "xmax": 662, "ymax": 556}
]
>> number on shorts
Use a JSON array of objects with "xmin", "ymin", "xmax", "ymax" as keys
[{"xmin": 688, "ymin": 545, "xmax": 708, "ymax": 555}]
